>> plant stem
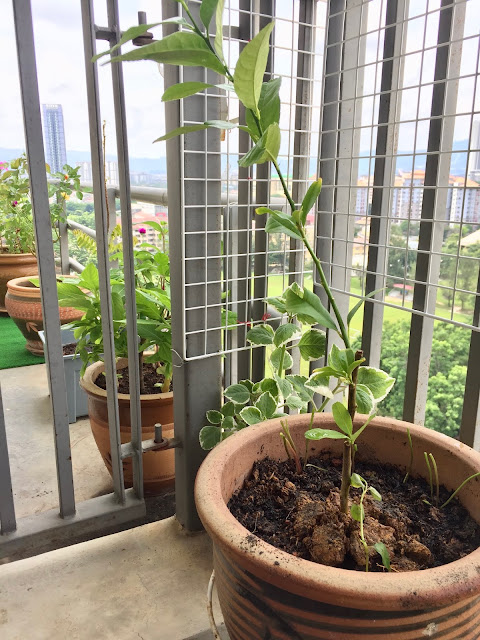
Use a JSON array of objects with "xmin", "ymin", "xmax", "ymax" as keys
[
  {"xmin": 441, "ymin": 471, "xmax": 480, "ymax": 509},
  {"xmin": 340, "ymin": 440, "xmax": 352, "ymax": 514}
]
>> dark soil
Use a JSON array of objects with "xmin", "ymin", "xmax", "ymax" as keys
[
  {"xmin": 228, "ymin": 454, "xmax": 480, "ymax": 572},
  {"xmin": 62, "ymin": 343, "xmax": 77, "ymax": 356},
  {"xmin": 95, "ymin": 362, "xmax": 172, "ymax": 395}
]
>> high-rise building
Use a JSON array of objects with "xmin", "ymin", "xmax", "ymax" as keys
[
  {"xmin": 468, "ymin": 119, "xmax": 480, "ymax": 184},
  {"xmin": 42, "ymin": 104, "xmax": 67, "ymax": 174}
]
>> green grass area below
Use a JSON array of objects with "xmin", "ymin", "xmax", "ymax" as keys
[{"xmin": 0, "ymin": 315, "xmax": 45, "ymax": 369}]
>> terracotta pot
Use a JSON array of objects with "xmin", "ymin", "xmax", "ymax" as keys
[
  {"xmin": 5, "ymin": 275, "xmax": 84, "ymax": 355},
  {"xmin": 195, "ymin": 414, "xmax": 480, "ymax": 640},
  {"xmin": 81, "ymin": 358, "xmax": 175, "ymax": 495},
  {"xmin": 0, "ymin": 252, "xmax": 38, "ymax": 312}
]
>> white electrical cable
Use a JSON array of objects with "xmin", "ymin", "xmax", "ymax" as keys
[{"xmin": 207, "ymin": 569, "xmax": 222, "ymax": 639}]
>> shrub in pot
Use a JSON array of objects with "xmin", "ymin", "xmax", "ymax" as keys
[
  {"xmin": 57, "ymin": 232, "xmax": 176, "ymax": 493},
  {"xmin": 0, "ymin": 155, "xmax": 83, "ymax": 311},
  {"xmin": 104, "ymin": 5, "xmax": 480, "ymax": 636}
]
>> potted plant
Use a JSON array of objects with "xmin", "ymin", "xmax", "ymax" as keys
[
  {"xmin": 104, "ymin": 5, "xmax": 480, "ymax": 637},
  {"xmin": 0, "ymin": 155, "xmax": 83, "ymax": 312},
  {"xmin": 57, "ymin": 231, "xmax": 175, "ymax": 494}
]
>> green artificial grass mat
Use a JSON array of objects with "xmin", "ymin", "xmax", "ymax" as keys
[{"xmin": 0, "ymin": 314, "xmax": 45, "ymax": 369}]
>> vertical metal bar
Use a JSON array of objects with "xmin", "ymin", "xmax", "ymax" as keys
[
  {"xmin": 107, "ymin": 0, "xmax": 143, "ymax": 499},
  {"xmin": 236, "ymin": 0, "xmax": 254, "ymax": 382},
  {"xmin": 13, "ymin": 0, "xmax": 76, "ymax": 518},
  {"xmin": 58, "ymin": 194, "xmax": 70, "ymax": 275},
  {"xmin": 313, "ymin": 0, "xmax": 345, "ymax": 373},
  {"xmin": 403, "ymin": 0, "xmax": 464, "ymax": 424},
  {"xmin": 252, "ymin": 0, "xmax": 275, "ymax": 383},
  {"xmin": 0, "ymin": 384, "xmax": 16, "ymax": 534},
  {"xmin": 162, "ymin": 0, "xmax": 222, "ymax": 531},
  {"xmin": 81, "ymin": 0, "xmax": 126, "ymax": 502},
  {"xmin": 362, "ymin": 0, "xmax": 406, "ymax": 368},
  {"xmin": 459, "ymin": 269, "xmax": 480, "ymax": 450},
  {"xmin": 288, "ymin": 0, "xmax": 316, "ymax": 377}
]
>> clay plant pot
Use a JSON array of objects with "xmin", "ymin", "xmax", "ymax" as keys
[
  {"xmin": 81, "ymin": 358, "xmax": 175, "ymax": 495},
  {"xmin": 195, "ymin": 414, "xmax": 480, "ymax": 640},
  {"xmin": 0, "ymin": 251, "xmax": 38, "ymax": 312},
  {"xmin": 5, "ymin": 275, "xmax": 84, "ymax": 355}
]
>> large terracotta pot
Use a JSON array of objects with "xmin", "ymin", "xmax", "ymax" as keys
[
  {"xmin": 195, "ymin": 414, "xmax": 480, "ymax": 640},
  {"xmin": 81, "ymin": 358, "xmax": 175, "ymax": 495},
  {"xmin": 5, "ymin": 275, "xmax": 84, "ymax": 355},
  {"xmin": 0, "ymin": 252, "xmax": 38, "ymax": 312}
]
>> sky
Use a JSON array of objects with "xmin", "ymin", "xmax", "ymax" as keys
[{"xmin": 0, "ymin": 0, "xmax": 479, "ymax": 169}]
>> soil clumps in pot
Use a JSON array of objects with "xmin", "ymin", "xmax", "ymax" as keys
[{"xmin": 94, "ymin": 362, "xmax": 173, "ymax": 394}]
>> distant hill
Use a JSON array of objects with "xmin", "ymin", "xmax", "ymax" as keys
[{"xmin": 0, "ymin": 139, "xmax": 470, "ymax": 180}]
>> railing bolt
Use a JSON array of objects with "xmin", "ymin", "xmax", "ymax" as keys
[
  {"xmin": 154, "ymin": 423, "xmax": 163, "ymax": 443},
  {"xmin": 132, "ymin": 11, "xmax": 155, "ymax": 46}
]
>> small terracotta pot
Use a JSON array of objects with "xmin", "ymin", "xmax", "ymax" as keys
[
  {"xmin": 195, "ymin": 414, "xmax": 480, "ymax": 640},
  {"xmin": 81, "ymin": 358, "xmax": 175, "ymax": 495},
  {"xmin": 5, "ymin": 275, "xmax": 84, "ymax": 355},
  {"xmin": 0, "ymin": 252, "xmax": 38, "ymax": 312}
]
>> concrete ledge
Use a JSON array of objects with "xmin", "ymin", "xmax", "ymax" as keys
[{"xmin": 0, "ymin": 516, "xmax": 224, "ymax": 640}]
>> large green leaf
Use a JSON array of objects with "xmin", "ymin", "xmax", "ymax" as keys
[
  {"xmin": 239, "ymin": 122, "xmax": 280, "ymax": 167},
  {"xmin": 246, "ymin": 323, "xmax": 274, "ymax": 345},
  {"xmin": 356, "ymin": 384, "xmax": 375, "ymax": 415},
  {"xmin": 259, "ymin": 378, "xmax": 279, "ymax": 399},
  {"xmin": 270, "ymin": 347, "xmax": 293, "ymax": 372},
  {"xmin": 56, "ymin": 283, "xmax": 92, "ymax": 312},
  {"xmin": 264, "ymin": 210, "xmax": 302, "ymax": 241},
  {"xmin": 162, "ymin": 81, "xmax": 215, "ymax": 101},
  {"xmin": 357, "ymin": 367, "xmax": 395, "ymax": 402},
  {"xmin": 255, "ymin": 392, "xmax": 277, "ymax": 419},
  {"xmin": 79, "ymin": 262, "xmax": 99, "ymax": 293},
  {"xmin": 233, "ymin": 22, "xmax": 274, "ymax": 113},
  {"xmin": 214, "ymin": 0, "xmax": 225, "ymax": 60},
  {"xmin": 285, "ymin": 395, "xmax": 307, "ymax": 411},
  {"xmin": 224, "ymin": 383, "xmax": 250, "ymax": 405},
  {"xmin": 328, "ymin": 345, "xmax": 355, "ymax": 377},
  {"xmin": 286, "ymin": 375, "xmax": 314, "ymax": 402},
  {"xmin": 239, "ymin": 406, "xmax": 264, "ymax": 425},
  {"xmin": 284, "ymin": 283, "xmax": 337, "ymax": 330},
  {"xmin": 300, "ymin": 178, "xmax": 322, "ymax": 225},
  {"xmin": 274, "ymin": 375, "xmax": 293, "ymax": 399},
  {"xmin": 332, "ymin": 401, "xmax": 352, "ymax": 436},
  {"xmin": 110, "ymin": 32, "xmax": 226, "ymax": 75},
  {"xmin": 273, "ymin": 323, "xmax": 300, "ymax": 347},
  {"xmin": 305, "ymin": 372, "xmax": 333, "ymax": 398},
  {"xmin": 266, "ymin": 296, "xmax": 287, "ymax": 314},
  {"xmin": 297, "ymin": 329, "xmax": 326, "ymax": 361},
  {"xmin": 200, "ymin": 0, "xmax": 218, "ymax": 28},
  {"xmin": 245, "ymin": 77, "xmax": 281, "ymax": 134},
  {"xmin": 199, "ymin": 425, "xmax": 222, "ymax": 450},
  {"xmin": 110, "ymin": 291, "xmax": 124, "ymax": 322},
  {"xmin": 206, "ymin": 410, "xmax": 223, "ymax": 425}
]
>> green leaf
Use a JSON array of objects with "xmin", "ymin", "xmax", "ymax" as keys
[
  {"xmin": 238, "ymin": 379, "xmax": 254, "ymax": 392},
  {"xmin": 347, "ymin": 287, "xmax": 386, "ymax": 326},
  {"xmin": 357, "ymin": 367, "xmax": 395, "ymax": 402},
  {"xmin": 350, "ymin": 473, "xmax": 364, "ymax": 488},
  {"xmin": 162, "ymin": 81, "xmax": 215, "ymax": 101},
  {"xmin": 350, "ymin": 503, "xmax": 364, "ymax": 523},
  {"xmin": 224, "ymin": 383, "xmax": 250, "ymax": 405},
  {"xmin": 369, "ymin": 486, "xmax": 382, "ymax": 502},
  {"xmin": 305, "ymin": 372, "xmax": 333, "ymax": 398},
  {"xmin": 92, "ymin": 22, "xmax": 164, "ymax": 62},
  {"xmin": 255, "ymin": 392, "xmax": 277, "ymax": 419},
  {"xmin": 351, "ymin": 413, "xmax": 376, "ymax": 442},
  {"xmin": 356, "ymin": 384, "xmax": 375, "ymax": 415},
  {"xmin": 110, "ymin": 32, "xmax": 226, "ymax": 75},
  {"xmin": 206, "ymin": 410, "xmax": 223, "ymax": 425},
  {"xmin": 373, "ymin": 542, "xmax": 391, "ymax": 571},
  {"xmin": 239, "ymin": 406, "xmax": 264, "ymax": 425},
  {"xmin": 214, "ymin": 0, "xmax": 225, "ymax": 60},
  {"xmin": 286, "ymin": 375, "xmax": 315, "ymax": 402},
  {"xmin": 332, "ymin": 401, "xmax": 353, "ymax": 436},
  {"xmin": 111, "ymin": 292, "xmax": 124, "ymax": 322},
  {"xmin": 274, "ymin": 375, "xmax": 293, "ymax": 399},
  {"xmin": 200, "ymin": 0, "xmax": 218, "ymax": 28},
  {"xmin": 246, "ymin": 323, "xmax": 274, "ymax": 345},
  {"xmin": 221, "ymin": 415, "xmax": 235, "ymax": 431},
  {"xmin": 284, "ymin": 283, "xmax": 337, "ymax": 330},
  {"xmin": 285, "ymin": 395, "xmax": 306, "ymax": 410},
  {"xmin": 270, "ymin": 347, "xmax": 293, "ymax": 372},
  {"xmin": 329, "ymin": 345, "xmax": 355, "ymax": 376},
  {"xmin": 301, "ymin": 178, "xmax": 322, "ymax": 225},
  {"xmin": 274, "ymin": 323, "xmax": 300, "ymax": 347},
  {"xmin": 56, "ymin": 283, "xmax": 92, "ymax": 312},
  {"xmin": 266, "ymin": 296, "xmax": 286, "ymax": 314},
  {"xmin": 264, "ymin": 209, "xmax": 302, "ymax": 241},
  {"xmin": 239, "ymin": 122, "xmax": 281, "ymax": 167},
  {"xmin": 233, "ymin": 21, "xmax": 274, "ymax": 113},
  {"xmin": 298, "ymin": 329, "xmax": 326, "ymax": 361},
  {"xmin": 79, "ymin": 262, "xmax": 99, "ymax": 292},
  {"xmin": 154, "ymin": 124, "xmax": 208, "ymax": 142},
  {"xmin": 245, "ymin": 77, "xmax": 281, "ymax": 133},
  {"xmin": 259, "ymin": 378, "xmax": 279, "ymax": 398},
  {"xmin": 199, "ymin": 425, "xmax": 222, "ymax": 450},
  {"xmin": 221, "ymin": 401, "xmax": 235, "ymax": 417},
  {"xmin": 304, "ymin": 428, "xmax": 346, "ymax": 441}
]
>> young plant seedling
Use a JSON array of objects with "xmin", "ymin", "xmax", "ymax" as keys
[
  {"xmin": 441, "ymin": 471, "xmax": 480, "ymax": 509},
  {"xmin": 350, "ymin": 473, "xmax": 382, "ymax": 572},
  {"xmin": 403, "ymin": 428, "xmax": 414, "ymax": 483},
  {"xmin": 373, "ymin": 542, "xmax": 392, "ymax": 572}
]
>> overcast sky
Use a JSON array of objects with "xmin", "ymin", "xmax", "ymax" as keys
[{"xmin": 1, "ymin": 0, "xmax": 478, "ymax": 166}]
